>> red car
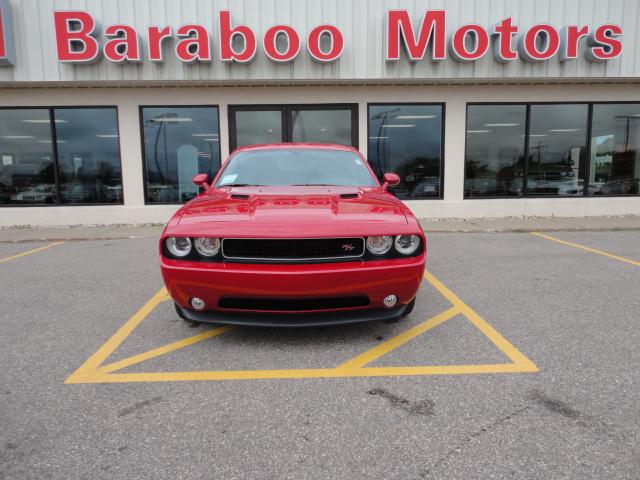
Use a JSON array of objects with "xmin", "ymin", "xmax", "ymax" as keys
[{"xmin": 160, "ymin": 143, "xmax": 426, "ymax": 327}]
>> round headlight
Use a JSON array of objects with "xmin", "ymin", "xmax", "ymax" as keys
[
  {"xmin": 194, "ymin": 237, "xmax": 221, "ymax": 257},
  {"xmin": 165, "ymin": 237, "xmax": 192, "ymax": 258},
  {"xmin": 394, "ymin": 235, "xmax": 421, "ymax": 255},
  {"xmin": 366, "ymin": 236, "xmax": 393, "ymax": 255}
]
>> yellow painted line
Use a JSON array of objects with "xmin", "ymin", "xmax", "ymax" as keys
[
  {"xmin": 65, "ymin": 287, "xmax": 169, "ymax": 383},
  {"xmin": 66, "ymin": 363, "xmax": 535, "ymax": 384},
  {"xmin": 337, "ymin": 306, "xmax": 460, "ymax": 369},
  {"xmin": 531, "ymin": 232, "xmax": 640, "ymax": 267},
  {"xmin": 0, "ymin": 241, "xmax": 64, "ymax": 264},
  {"xmin": 99, "ymin": 325, "xmax": 233, "ymax": 373},
  {"xmin": 424, "ymin": 270, "xmax": 538, "ymax": 370},
  {"xmin": 66, "ymin": 269, "xmax": 537, "ymax": 384}
]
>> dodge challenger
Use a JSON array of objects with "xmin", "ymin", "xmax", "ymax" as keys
[{"xmin": 160, "ymin": 143, "xmax": 426, "ymax": 327}]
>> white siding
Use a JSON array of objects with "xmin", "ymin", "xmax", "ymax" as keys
[{"xmin": 0, "ymin": 0, "xmax": 638, "ymax": 84}]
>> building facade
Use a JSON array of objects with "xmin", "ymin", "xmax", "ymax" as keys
[{"xmin": 0, "ymin": 0, "xmax": 639, "ymax": 226}]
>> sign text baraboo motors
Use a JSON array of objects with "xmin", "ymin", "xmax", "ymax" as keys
[{"xmin": 0, "ymin": 6, "xmax": 624, "ymax": 67}]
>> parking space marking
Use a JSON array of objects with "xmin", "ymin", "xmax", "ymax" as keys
[
  {"xmin": 99, "ymin": 325, "xmax": 233, "ymax": 374},
  {"xmin": 531, "ymin": 232, "xmax": 640, "ymax": 267},
  {"xmin": 66, "ymin": 270, "xmax": 537, "ymax": 384},
  {"xmin": 0, "ymin": 241, "xmax": 64, "ymax": 264}
]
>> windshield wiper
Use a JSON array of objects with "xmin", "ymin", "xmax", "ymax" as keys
[{"xmin": 220, "ymin": 183, "xmax": 264, "ymax": 187}]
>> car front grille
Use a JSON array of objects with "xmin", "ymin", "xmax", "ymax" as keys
[
  {"xmin": 218, "ymin": 296, "xmax": 370, "ymax": 311},
  {"xmin": 221, "ymin": 237, "xmax": 365, "ymax": 262}
]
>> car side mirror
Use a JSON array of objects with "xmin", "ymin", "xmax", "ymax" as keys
[
  {"xmin": 192, "ymin": 173, "xmax": 211, "ymax": 193},
  {"xmin": 382, "ymin": 173, "xmax": 401, "ymax": 190}
]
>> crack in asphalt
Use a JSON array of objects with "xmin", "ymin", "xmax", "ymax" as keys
[
  {"xmin": 118, "ymin": 396, "xmax": 163, "ymax": 418},
  {"xmin": 367, "ymin": 388, "xmax": 435, "ymax": 416}
]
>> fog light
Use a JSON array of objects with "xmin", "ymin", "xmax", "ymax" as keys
[
  {"xmin": 190, "ymin": 297, "xmax": 206, "ymax": 310},
  {"xmin": 383, "ymin": 295, "xmax": 397, "ymax": 308}
]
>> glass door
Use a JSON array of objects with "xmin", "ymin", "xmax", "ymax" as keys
[{"xmin": 229, "ymin": 104, "xmax": 358, "ymax": 152}]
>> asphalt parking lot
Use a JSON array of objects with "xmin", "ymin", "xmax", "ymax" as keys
[{"xmin": 1, "ymin": 230, "xmax": 639, "ymax": 479}]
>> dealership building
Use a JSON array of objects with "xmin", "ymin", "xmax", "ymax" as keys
[{"xmin": 0, "ymin": 0, "xmax": 638, "ymax": 226}]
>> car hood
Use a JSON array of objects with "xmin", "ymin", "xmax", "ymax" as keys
[{"xmin": 170, "ymin": 186, "xmax": 415, "ymax": 238}]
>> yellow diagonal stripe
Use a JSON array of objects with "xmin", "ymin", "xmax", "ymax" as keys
[
  {"xmin": 337, "ymin": 306, "xmax": 460, "ymax": 370},
  {"xmin": 65, "ymin": 287, "xmax": 168, "ymax": 383},
  {"xmin": 0, "ymin": 241, "xmax": 64, "ymax": 264},
  {"xmin": 424, "ymin": 270, "xmax": 538, "ymax": 370},
  {"xmin": 99, "ymin": 325, "xmax": 233, "ymax": 373},
  {"xmin": 531, "ymin": 232, "xmax": 640, "ymax": 267}
]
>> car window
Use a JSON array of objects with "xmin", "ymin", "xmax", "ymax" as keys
[{"xmin": 215, "ymin": 149, "xmax": 378, "ymax": 187}]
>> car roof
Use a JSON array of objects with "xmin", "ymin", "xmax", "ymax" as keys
[{"xmin": 232, "ymin": 143, "xmax": 360, "ymax": 154}]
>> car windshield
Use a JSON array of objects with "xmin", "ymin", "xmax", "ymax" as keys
[{"xmin": 214, "ymin": 148, "xmax": 378, "ymax": 188}]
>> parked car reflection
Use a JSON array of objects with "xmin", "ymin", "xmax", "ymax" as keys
[{"xmin": 11, "ymin": 184, "xmax": 56, "ymax": 203}]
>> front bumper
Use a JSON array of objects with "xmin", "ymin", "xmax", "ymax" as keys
[
  {"xmin": 161, "ymin": 255, "xmax": 425, "ymax": 326},
  {"xmin": 175, "ymin": 302, "xmax": 410, "ymax": 327}
]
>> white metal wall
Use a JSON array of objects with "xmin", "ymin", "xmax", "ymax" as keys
[{"xmin": 0, "ymin": 0, "xmax": 639, "ymax": 84}]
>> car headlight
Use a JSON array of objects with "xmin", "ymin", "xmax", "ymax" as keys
[
  {"xmin": 194, "ymin": 237, "xmax": 220, "ymax": 257},
  {"xmin": 366, "ymin": 236, "xmax": 393, "ymax": 255},
  {"xmin": 394, "ymin": 235, "xmax": 421, "ymax": 255},
  {"xmin": 165, "ymin": 237, "xmax": 192, "ymax": 257}
]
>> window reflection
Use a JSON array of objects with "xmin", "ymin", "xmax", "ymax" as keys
[
  {"xmin": 465, "ymin": 105, "xmax": 526, "ymax": 197},
  {"xmin": 291, "ymin": 109, "xmax": 352, "ymax": 146},
  {"xmin": 527, "ymin": 104, "xmax": 588, "ymax": 196},
  {"xmin": 589, "ymin": 104, "xmax": 640, "ymax": 195},
  {"xmin": 0, "ymin": 108, "xmax": 123, "ymax": 205},
  {"xmin": 0, "ymin": 109, "xmax": 56, "ymax": 204},
  {"xmin": 234, "ymin": 110, "xmax": 283, "ymax": 149},
  {"xmin": 368, "ymin": 104, "xmax": 443, "ymax": 199},
  {"xmin": 142, "ymin": 107, "xmax": 221, "ymax": 204},
  {"xmin": 54, "ymin": 108, "xmax": 122, "ymax": 204}
]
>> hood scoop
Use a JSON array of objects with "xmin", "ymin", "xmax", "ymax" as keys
[
  {"xmin": 339, "ymin": 193, "xmax": 359, "ymax": 199},
  {"xmin": 230, "ymin": 193, "xmax": 250, "ymax": 200}
]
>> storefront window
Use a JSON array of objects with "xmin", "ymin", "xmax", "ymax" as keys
[
  {"xmin": 368, "ymin": 104, "xmax": 444, "ymax": 199},
  {"xmin": 142, "ymin": 106, "xmax": 221, "ymax": 204},
  {"xmin": 229, "ymin": 105, "xmax": 357, "ymax": 152},
  {"xmin": 0, "ymin": 107, "xmax": 122, "ymax": 205},
  {"xmin": 589, "ymin": 104, "xmax": 640, "ymax": 195},
  {"xmin": 527, "ymin": 104, "xmax": 588, "ymax": 196},
  {"xmin": 465, "ymin": 103, "xmax": 640, "ymax": 198},
  {"xmin": 465, "ymin": 105, "xmax": 526, "ymax": 197},
  {"xmin": 54, "ymin": 108, "xmax": 122, "ymax": 204}
]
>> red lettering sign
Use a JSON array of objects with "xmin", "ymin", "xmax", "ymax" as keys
[
  {"xmin": 587, "ymin": 24, "xmax": 623, "ymax": 61},
  {"xmin": 218, "ymin": 10, "xmax": 257, "ymax": 63},
  {"xmin": 519, "ymin": 24, "xmax": 560, "ymax": 62},
  {"xmin": 54, "ymin": 11, "xmax": 100, "ymax": 63},
  {"xmin": 104, "ymin": 24, "xmax": 140, "ymax": 62},
  {"xmin": 0, "ymin": 0, "xmax": 14, "ymax": 66},
  {"xmin": 386, "ymin": 10, "xmax": 446, "ymax": 61},
  {"xmin": 307, "ymin": 25, "xmax": 343, "ymax": 62},
  {"xmin": 560, "ymin": 25, "xmax": 590, "ymax": 61},
  {"xmin": 148, "ymin": 26, "xmax": 172, "ymax": 62},
  {"xmin": 492, "ymin": 18, "xmax": 518, "ymax": 62},
  {"xmin": 263, "ymin": 25, "xmax": 300, "ymax": 63},
  {"xmin": 45, "ymin": 9, "xmax": 622, "ymax": 67},
  {"xmin": 0, "ymin": 7, "xmax": 5, "ymax": 58},
  {"xmin": 176, "ymin": 24, "xmax": 211, "ymax": 62},
  {"xmin": 450, "ymin": 24, "xmax": 490, "ymax": 61}
]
